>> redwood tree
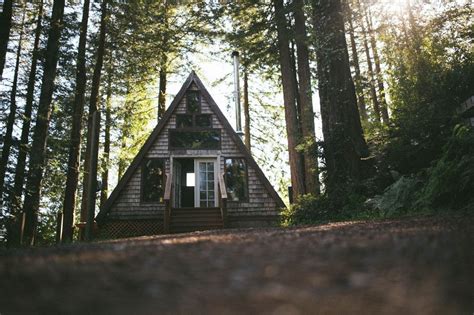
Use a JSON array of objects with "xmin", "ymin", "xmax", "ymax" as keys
[
  {"xmin": 0, "ymin": 7, "xmax": 25, "ymax": 204},
  {"xmin": 61, "ymin": 0, "xmax": 91, "ymax": 243},
  {"xmin": 312, "ymin": 0, "xmax": 370, "ymax": 199},
  {"xmin": 273, "ymin": 0, "xmax": 306, "ymax": 199},
  {"xmin": 81, "ymin": 0, "xmax": 109, "ymax": 232},
  {"xmin": 0, "ymin": 0, "xmax": 13, "ymax": 80},
  {"xmin": 11, "ymin": 0, "xmax": 44, "ymax": 217},
  {"xmin": 22, "ymin": 0, "xmax": 66, "ymax": 246},
  {"xmin": 294, "ymin": 0, "xmax": 320, "ymax": 195}
]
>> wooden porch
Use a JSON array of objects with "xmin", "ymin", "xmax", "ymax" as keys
[{"xmin": 163, "ymin": 172, "xmax": 228, "ymax": 234}]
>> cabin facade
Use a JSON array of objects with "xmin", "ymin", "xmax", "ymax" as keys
[{"xmin": 95, "ymin": 72, "xmax": 285, "ymax": 239}]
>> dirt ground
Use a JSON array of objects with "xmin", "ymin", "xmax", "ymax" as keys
[{"xmin": 0, "ymin": 215, "xmax": 473, "ymax": 315}]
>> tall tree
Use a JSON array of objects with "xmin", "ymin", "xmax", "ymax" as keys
[
  {"xmin": 345, "ymin": 0, "xmax": 368, "ymax": 123},
  {"xmin": 0, "ymin": 6, "xmax": 26, "ymax": 204},
  {"xmin": 312, "ymin": 0, "xmax": 370, "ymax": 199},
  {"xmin": 81, "ymin": 0, "xmax": 108, "ymax": 233},
  {"xmin": 11, "ymin": 0, "xmax": 44, "ymax": 210},
  {"xmin": 61, "ymin": 0, "xmax": 91, "ymax": 243},
  {"xmin": 21, "ymin": 0, "xmax": 66, "ymax": 246},
  {"xmin": 9, "ymin": 0, "xmax": 44, "ymax": 246},
  {"xmin": 364, "ymin": 3, "xmax": 389, "ymax": 124},
  {"xmin": 294, "ymin": 0, "xmax": 320, "ymax": 195},
  {"xmin": 0, "ymin": 0, "xmax": 13, "ymax": 80},
  {"xmin": 100, "ymin": 74, "xmax": 112, "ymax": 208},
  {"xmin": 357, "ymin": 0, "xmax": 381, "ymax": 123},
  {"xmin": 273, "ymin": 0, "xmax": 306, "ymax": 199}
]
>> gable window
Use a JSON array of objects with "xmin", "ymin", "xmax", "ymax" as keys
[
  {"xmin": 176, "ymin": 114, "xmax": 212, "ymax": 128},
  {"xmin": 186, "ymin": 91, "xmax": 200, "ymax": 113},
  {"xmin": 142, "ymin": 159, "xmax": 164, "ymax": 202},
  {"xmin": 169, "ymin": 129, "xmax": 221, "ymax": 150},
  {"xmin": 176, "ymin": 114, "xmax": 193, "ymax": 128},
  {"xmin": 224, "ymin": 158, "xmax": 248, "ymax": 202},
  {"xmin": 195, "ymin": 114, "xmax": 212, "ymax": 127}
]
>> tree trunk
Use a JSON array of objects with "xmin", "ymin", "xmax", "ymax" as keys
[
  {"xmin": 158, "ymin": 63, "xmax": 167, "ymax": 121},
  {"xmin": 0, "ymin": 0, "xmax": 13, "ymax": 80},
  {"xmin": 157, "ymin": 3, "xmax": 169, "ymax": 122},
  {"xmin": 311, "ymin": 0, "xmax": 370, "ymax": 200},
  {"xmin": 61, "ymin": 0, "xmax": 91, "ymax": 243},
  {"xmin": 273, "ymin": 0, "xmax": 305, "ymax": 199},
  {"xmin": 357, "ymin": 0, "xmax": 380, "ymax": 123},
  {"xmin": 80, "ymin": 0, "xmax": 108, "ymax": 235},
  {"xmin": 100, "ymin": 76, "xmax": 112, "ymax": 208},
  {"xmin": 294, "ymin": 0, "xmax": 320, "ymax": 195},
  {"xmin": 0, "ymin": 7, "xmax": 25, "ymax": 205},
  {"xmin": 9, "ymin": 0, "xmax": 44, "ymax": 247},
  {"xmin": 364, "ymin": 4, "xmax": 389, "ymax": 124},
  {"xmin": 346, "ymin": 1, "xmax": 368, "ymax": 123},
  {"xmin": 243, "ymin": 69, "xmax": 251, "ymax": 153},
  {"xmin": 22, "ymin": 0, "xmax": 66, "ymax": 246}
]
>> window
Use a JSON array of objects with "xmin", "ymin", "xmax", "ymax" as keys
[
  {"xmin": 176, "ymin": 114, "xmax": 212, "ymax": 128},
  {"xmin": 176, "ymin": 115, "xmax": 193, "ymax": 128},
  {"xmin": 169, "ymin": 130, "xmax": 221, "ymax": 150},
  {"xmin": 195, "ymin": 114, "xmax": 212, "ymax": 127},
  {"xmin": 224, "ymin": 158, "xmax": 248, "ymax": 201},
  {"xmin": 142, "ymin": 159, "xmax": 164, "ymax": 202},
  {"xmin": 186, "ymin": 91, "xmax": 200, "ymax": 113}
]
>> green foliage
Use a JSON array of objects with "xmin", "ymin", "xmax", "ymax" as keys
[
  {"xmin": 282, "ymin": 191, "xmax": 376, "ymax": 226},
  {"xmin": 382, "ymin": 3, "xmax": 474, "ymax": 174},
  {"xmin": 416, "ymin": 125, "xmax": 474, "ymax": 211}
]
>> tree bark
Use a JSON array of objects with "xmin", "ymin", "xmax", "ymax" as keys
[
  {"xmin": 158, "ymin": 63, "xmax": 167, "ymax": 121},
  {"xmin": 311, "ymin": 0, "xmax": 370, "ymax": 200},
  {"xmin": 346, "ymin": 1, "xmax": 368, "ymax": 123},
  {"xmin": 22, "ymin": 0, "xmax": 66, "ymax": 246},
  {"xmin": 364, "ymin": 4, "xmax": 389, "ymax": 124},
  {"xmin": 273, "ymin": 0, "xmax": 305, "ymax": 199},
  {"xmin": 81, "ymin": 0, "xmax": 108, "ymax": 234},
  {"xmin": 0, "ymin": 0, "xmax": 13, "ymax": 80},
  {"xmin": 356, "ymin": 0, "xmax": 380, "ymax": 123},
  {"xmin": 100, "ymin": 75, "xmax": 112, "ymax": 208},
  {"xmin": 9, "ymin": 0, "xmax": 44, "ymax": 247},
  {"xmin": 294, "ymin": 0, "xmax": 320, "ymax": 195},
  {"xmin": 0, "ymin": 6, "xmax": 25, "ymax": 206},
  {"xmin": 243, "ymin": 69, "xmax": 251, "ymax": 153},
  {"xmin": 61, "ymin": 0, "xmax": 91, "ymax": 243}
]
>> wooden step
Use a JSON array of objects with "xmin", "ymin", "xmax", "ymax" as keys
[{"xmin": 169, "ymin": 207, "xmax": 223, "ymax": 234}]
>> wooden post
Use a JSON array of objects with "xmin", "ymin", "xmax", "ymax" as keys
[
  {"xmin": 85, "ymin": 111, "xmax": 99, "ymax": 241},
  {"xmin": 163, "ymin": 173, "xmax": 172, "ymax": 234},
  {"xmin": 55, "ymin": 211, "xmax": 63, "ymax": 244},
  {"xmin": 19, "ymin": 212, "xmax": 26, "ymax": 245},
  {"xmin": 218, "ymin": 174, "xmax": 228, "ymax": 228}
]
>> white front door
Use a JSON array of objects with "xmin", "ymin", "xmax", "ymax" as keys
[{"xmin": 194, "ymin": 159, "xmax": 218, "ymax": 208}]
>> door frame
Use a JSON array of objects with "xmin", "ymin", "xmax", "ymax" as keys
[
  {"xmin": 194, "ymin": 158, "xmax": 218, "ymax": 208},
  {"xmin": 170, "ymin": 155, "xmax": 220, "ymax": 208}
]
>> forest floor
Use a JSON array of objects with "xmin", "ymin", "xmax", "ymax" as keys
[{"xmin": 0, "ymin": 215, "xmax": 473, "ymax": 314}]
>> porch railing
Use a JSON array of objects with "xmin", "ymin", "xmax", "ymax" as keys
[
  {"xmin": 163, "ymin": 173, "xmax": 173, "ymax": 233},
  {"xmin": 218, "ymin": 173, "xmax": 228, "ymax": 228}
]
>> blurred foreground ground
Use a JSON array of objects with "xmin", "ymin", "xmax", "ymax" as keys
[{"xmin": 0, "ymin": 216, "xmax": 473, "ymax": 314}]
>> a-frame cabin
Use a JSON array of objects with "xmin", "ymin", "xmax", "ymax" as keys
[{"xmin": 96, "ymin": 71, "xmax": 285, "ymax": 238}]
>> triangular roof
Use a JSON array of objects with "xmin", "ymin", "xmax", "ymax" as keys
[{"xmin": 97, "ymin": 71, "xmax": 285, "ymax": 224}]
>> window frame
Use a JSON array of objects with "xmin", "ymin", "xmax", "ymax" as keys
[
  {"xmin": 186, "ymin": 90, "xmax": 201, "ymax": 114},
  {"xmin": 168, "ymin": 128, "xmax": 222, "ymax": 150},
  {"xmin": 140, "ymin": 158, "xmax": 165, "ymax": 204},
  {"xmin": 175, "ymin": 113, "xmax": 213, "ymax": 129},
  {"xmin": 224, "ymin": 157, "xmax": 249, "ymax": 203}
]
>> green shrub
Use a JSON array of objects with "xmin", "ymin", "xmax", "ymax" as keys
[{"xmin": 416, "ymin": 125, "xmax": 474, "ymax": 211}]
